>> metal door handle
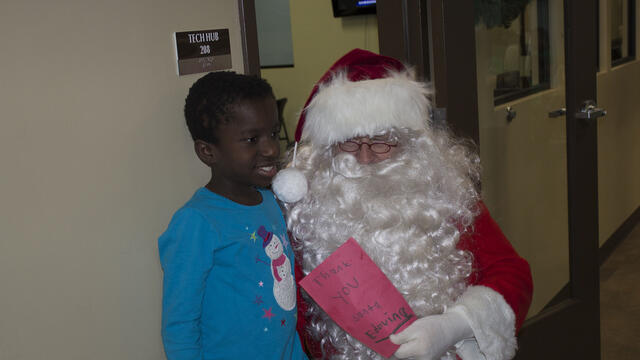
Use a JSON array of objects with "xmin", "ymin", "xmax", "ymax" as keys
[
  {"xmin": 575, "ymin": 100, "xmax": 607, "ymax": 119},
  {"xmin": 506, "ymin": 106, "xmax": 516, "ymax": 122},
  {"xmin": 549, "ymin": 108, "xmax": 566, "ymax": 118}
]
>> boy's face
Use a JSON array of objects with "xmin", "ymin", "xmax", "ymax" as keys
[{"xmin": 202, "ymin": 96, "xmax": 280, "ymax": 202}]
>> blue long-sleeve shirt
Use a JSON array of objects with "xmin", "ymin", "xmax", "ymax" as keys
[{"xmin": 158, "ymin": 188, "xmax": 307, "ymax": 360}]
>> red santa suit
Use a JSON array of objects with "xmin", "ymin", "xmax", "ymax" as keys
[{"xmin": 273, "ymin": 49, "xmax": 533, "ymax": 360}]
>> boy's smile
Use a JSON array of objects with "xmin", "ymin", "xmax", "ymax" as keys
[
  {"xmin": 256, "ymin": 164, "xmax": 278, "ymax": 178},
  {"xmin": 199, "ymin": 96, "xmax": 280, "ymax": 205}
]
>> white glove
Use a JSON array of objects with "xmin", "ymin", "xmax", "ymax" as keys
[{"xmin": 389, "ymin": 310, "xmax": 474, "ymax": 360}]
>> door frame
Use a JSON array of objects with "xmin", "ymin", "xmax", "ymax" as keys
[
  {"xmin": 377, "ymin": 0, "xmax": 601, "ymax": 358},
  {"xmin": 238, "ymin": 0, "xmax": 261, "ymax": 76},
  {"xmin": 377, "ymin": 0, "xmax": 480, "ymax": 143}
]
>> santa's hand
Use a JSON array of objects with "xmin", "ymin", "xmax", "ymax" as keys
[{"xmin": 389, "ymin": 311, "xmax": 473, "ymax": 360}]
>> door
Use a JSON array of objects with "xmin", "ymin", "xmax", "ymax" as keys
[{"xmin": 377, "ymin": 0, "xmax": 601, "ymax": 358}]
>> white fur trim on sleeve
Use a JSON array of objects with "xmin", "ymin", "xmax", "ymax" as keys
[
  {"xmin": 448, "ymin": 285, "xmax": 517, "ymax": 360},
  {"xmin": 455, "ymin": 339, "xmax": 486, "ymax": 360}
]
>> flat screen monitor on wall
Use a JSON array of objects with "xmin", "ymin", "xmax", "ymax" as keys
[{"xmin": 332, "ymin": 0, "xmax": 376, "ymax": 17}]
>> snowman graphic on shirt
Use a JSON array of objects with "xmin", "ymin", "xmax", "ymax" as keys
[{"xmin": 258, "ymin": 226, "xmax": 296, "ymax": 311}]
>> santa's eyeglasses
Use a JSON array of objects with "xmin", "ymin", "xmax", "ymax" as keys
[{"xmin": 338, "ymin": 140, "xmax": 398, "ymax": 154}]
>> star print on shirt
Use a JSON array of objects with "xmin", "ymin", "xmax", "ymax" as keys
[
  {"xmin": 258, "ymin": 281, "xmax": 264, "ymax": 287},
  {"xmin": 262, "ymin": 307, "xmax": 275, "ymax": 320},
  {"xmin": 254, "ymin": 296, "xmax": 264, "ymax": 305},
  {"xmin": 250, "ymin": 231, "xmax": 257, "ymax": 243},
  {"xmin": 281, "ymin": 319, "xmax": 286, "ymax": 326}
]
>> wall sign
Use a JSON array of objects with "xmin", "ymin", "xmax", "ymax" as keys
[{"xmin": 174, "ymin": 29, "xmax": 231, "ymax": 76}]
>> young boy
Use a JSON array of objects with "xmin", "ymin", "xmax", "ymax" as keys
[{"xmin": 158, "ymin": 71, "xmax": 308, "ymax": 360}]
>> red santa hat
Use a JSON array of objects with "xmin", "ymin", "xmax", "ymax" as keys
[
  {"xmin": 273, "ymin": 48, "xmax": 432, "ymax": 203},
  {"xmin": 295, "ymin": 48, "xmax": 431, "ymax": 145}
]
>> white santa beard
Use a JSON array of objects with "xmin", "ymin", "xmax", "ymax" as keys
[{"xmin": 286, "ymin": 128, "xmax": 481, "ymax": 359}]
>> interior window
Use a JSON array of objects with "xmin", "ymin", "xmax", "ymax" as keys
[
  {"xmin": 475, "ymin": 0, "xmax": 551, "ymax": 105},
  {"xmin": 610, "ymin": 0, "xmax": 636, "ymax": 66}
]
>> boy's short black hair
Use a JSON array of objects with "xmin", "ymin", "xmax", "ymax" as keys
[{"xmin": 184, "ymin": 71, "xmax": 275, "ymax": 143}]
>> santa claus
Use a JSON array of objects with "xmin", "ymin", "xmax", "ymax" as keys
[{"xmin": 273, "ymin": 49, "xmax": 533, "ymax": 360}]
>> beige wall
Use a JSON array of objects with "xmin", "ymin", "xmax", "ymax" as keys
[
  {"xmin": 597, "ymin": 0, "xmax": 640, "ymax": 245},
  {"xmin": 0, "ymin": 1, "xmax": 245, "ymax": 358},
  {"xmin": 261, "ymin": 1, "xmax": 379, "ymax": 140}
]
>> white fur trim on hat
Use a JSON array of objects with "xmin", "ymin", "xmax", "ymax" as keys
[
  {"xmin": 301, "ymin": 71, "xmax": 432, "ymax": 145},
  {"xmin": 448, "ymin": 285, "xmax": 517, "ymax": 360}
]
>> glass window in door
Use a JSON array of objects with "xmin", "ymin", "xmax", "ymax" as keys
[
  {"xmin": 475, "ymin": 0, "xmax": 551, "ymax": 105},
  {"xmin": 610, "ymin": 0, "xmax": 636, "ymax": 66}
]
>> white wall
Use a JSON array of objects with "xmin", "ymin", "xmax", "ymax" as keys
[{"xmin": 0, "ymin": 1, "xmax": 245, "ymax": 358}]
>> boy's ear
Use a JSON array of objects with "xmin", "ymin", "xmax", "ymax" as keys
[{"xmin": 194, "ymin": 139, "xmax": 217, "ymax": 166}]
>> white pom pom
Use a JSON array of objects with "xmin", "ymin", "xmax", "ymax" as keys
[{"xmin": 272, "ymin": 167, "xmax": 308, "ymax": 203}]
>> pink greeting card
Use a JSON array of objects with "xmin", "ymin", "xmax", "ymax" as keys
[{"xmin": 299, "ymin": 238, "xmax": 417, "ymax": 358}]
